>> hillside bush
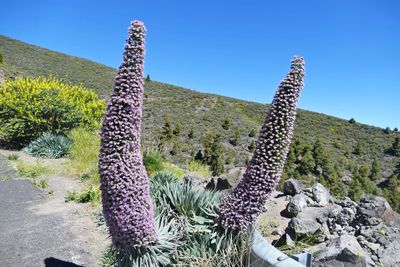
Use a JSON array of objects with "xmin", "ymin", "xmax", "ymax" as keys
[
  {"xmin": 23, "ymin": 132, "xmax": 71, "ymax": 158},
  {"xmin": 143, "ymin": 149, "xmax": 164, "ymax": 175},
  {"xmin": 0, "ymin": 76, "xmax": 105, "ymax": 147}
]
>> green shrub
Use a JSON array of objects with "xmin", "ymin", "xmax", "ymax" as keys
[
  {"xmin": 188, "ymin": 160, "xmax": 211, "ymax": 178},
  {"xmin": 161, "ymin": 162, "xmax": 185, "ymax": 180},
  {"xmin": 33, "ymin": 179, "xmax": 48, "ymax": 189},
  {"xmin": 66, "ymin": 185, "xmax": 101, "ymax": 205},
  {"xmin": 23, "ymin": 132, "xmax": 72, "ymax": 158},
  {"xmin": 17, "ymin": 161, "xmax": 50, "ymax": 178},
  {"xmin": 6, "ymin": 153, "xmax": 18, "ymax": 160},
  {"xmin": 143, "ymin": 149, "xmax": 164, "ymax": 175},
  {"xmin": 0, "ymin": 76, "xmax": 105, "ymax": 147}
]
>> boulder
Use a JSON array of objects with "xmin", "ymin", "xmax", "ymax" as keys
[
  {"xmin": 313, "ymin": 235, "xmax": 372, "ymax": 267},
  {"xmin": 310, "ymin": 183, "xmax": 331, "ymax": 206},
  {"xmin": 336, "ymin": 207, "xmax": 356, "ymax": 226},
  {"xmin": 358, "ymin": 196, "xmax": 400, "ymax": 228},
  {"xmin": 283, "ymin": 178, "xmax": 304, "ymax": 196},
  {"xmin": 288, "ymin": 205, "xmax": 342, "ymax": 238},
  {"xmin": 336, "ymin": 197, "xmax": 358, "ymax": 213},
  {"xmin": 183, "ymin": 173, "xmax": 205, "ymax": 187},
  {"xmin": 286, "ymin": 194, "xmax": 308, "ymax": 218},
  {"xmin": 380, "ymin": 235, "xmax": 400, "ymax": 267},
  {"xmin": 206, "ymin": 167, "xmax": 245, "ymax": 191}
]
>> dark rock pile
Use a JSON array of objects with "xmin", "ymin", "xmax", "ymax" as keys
[{"xmin": 278, "ymin": 179, "xmax": 400, "ymax": 267}]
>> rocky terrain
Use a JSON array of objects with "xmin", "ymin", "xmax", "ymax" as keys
[{"xmin": 202, "ymin": 172, "xmax": 400, "ymax": 267}]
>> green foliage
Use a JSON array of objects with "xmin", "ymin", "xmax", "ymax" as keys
[
  {"xmin": 222, "ymin": 118, "xmax": 231, "ymax": 130},
  {"xmin": 160, "ymin": 162, "xmax": 185, "ymax": 180},
  {"xmin": 66, "ymin": 185, "xmax": 101, "ymax": 205},
  {"xmin": 160, "ymin": 116, "xmax": 173, "ymax": 141},
  {"xmin": 248, "ymin": 129, "xmax": 256, "ymax": 137},
  {"xmin": 33, "ymin": 179, "xmax": 48, "ymax": 189},
  {"xmin": 23, "ymin": 132, "xmax": 71, "ymax": 159},
  {"xmin": 230, "ymin": 128, "xmax": 241, "ymax": 146},
  {"xmin": 353, "ymin": 141, "xmax": 365, "ymax": 155},
  {"xmin": 17, "ymin": 161, "xmax": 50, "ymax": 178},
  {"xmin": 170, "ymin": 142, "xmax": 179, "ymax": 156},
  {"xmin": 348, "ymin": 177, "xmax": 363, "ymax": 202},
  {"xmin": 67, "ymin": 128, "xmax": 100, "ymax": 183},
  {"xmin": 100, "ymin": 171, "xmax": 247, "ymax": 266},
  {"xmin": 143, "ymin": 149, "xmax": 164, "ymax": 175},
  {"xmin": 145, "ymin": 74, "xmax": 151, "ymax": 82},
  {"xmin": 188, "ymin": 160, "xmax": 211, "ymax": 178},
  {"xmin": 370, "ymin": 159, "xmax": 381, "ymax": 181},
  {"xmin": 0, "ymin": 52, "xmax": 3, "ymax": 65},
  {"xmin": 248, "ymin": 140, "xmax": 256, "ymax": 152},
  {"xmin": 349, "ymin": 118, "xmax": 356, "ymax": 124},
  {"xmin": 0, "ymin": 76, "xmax": 105, "ymax": 147},
  {"xmin": 173, "ymin": 122, "xmax": 181, "ymax": 136},
  {"xmin": 188, "ymin": 128, "xmax": 195, "ymax": 139},
  {"xmin": 205, "ymin": 134, "xmax": 224, "ymax": 176},
  {"xmin": 387, "ymin": 136, "xmax": 400, "ymax": 157},
  {"xmin": 6, "ymin": 153, "xmax": 18, "ymax": 160}
]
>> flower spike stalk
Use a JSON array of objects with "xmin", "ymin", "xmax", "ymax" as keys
[
  {"xmin": 218, "ymin": 56, "xmax": 305, "ymax": 231},
  {"xmin": 99, "ymin": 20, "xmax": 156, "ymax": 248}
]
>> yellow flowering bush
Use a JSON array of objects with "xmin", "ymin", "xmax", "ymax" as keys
[{"xmin": 0, "ymin": 76, "xmax": 105, "ymax": 147}]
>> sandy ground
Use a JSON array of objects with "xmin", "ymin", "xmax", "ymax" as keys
[
  {"xmin": 258, "ymin": 190, "xmax": 291, "ymax": 244},
  {"xmin": 0, "ymin": 150, "xmax": 109, "ymax": 267}
]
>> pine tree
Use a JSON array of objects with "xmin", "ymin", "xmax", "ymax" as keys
[
  {"xmin": 353, "ymin": 141, "xmax": 365, "ymax": 155},
  {"xmin": 370, "ymin": 159, "xmax": 381, "ymax": 181},
  {"xmin": 348, "ymin": 179, "xmax": 363, "ymax": 202},
  {"xmin": 209, "ymin": 134, "xmax": 224, "ymax": 176},
  {"xmin": 222, "ymin": 118, "xmax": 231, "ymax": 130},
  {"xmin": 161, "ymin": 116, "xmax": 173, "ymax": 140},
  {"xmin": 202, "ymin": 131, "xmax": 213, "ymax": 164},
  {"xmin": 390, "ymin": 136, "xmax": 400, "ymax": 157},
  {"xmin": 173, "ymin": 122, "xmax": 182, "ymax": 136},
  {"xmin": 170, "ymin": 142, "xmax": 179, "ymax": 156}
]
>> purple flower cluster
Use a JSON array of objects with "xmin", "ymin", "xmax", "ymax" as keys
[
  {"xmin": 218, "ymin": 56, "xmax": 305, "ymax": 231},
  {"xmin": 99, "ymin": 20, "xmax": 156, "ymax": 248}
]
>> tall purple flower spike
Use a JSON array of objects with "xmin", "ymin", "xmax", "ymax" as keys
[
  {"xmin": 218, "ymin": 56, "xmax": 305, "ymax": 231},
  {"xmin": 99, "ymin": 20, "xmax": 156, "ymax": 248}
]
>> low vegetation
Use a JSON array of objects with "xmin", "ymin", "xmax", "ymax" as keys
[
  {"xmin": 0, "ymin": 76, "xmax": 105, "ymax": 148},
  {"xmin": 23, "ymin": 132, "xmax": 72, "ymax": 159}
]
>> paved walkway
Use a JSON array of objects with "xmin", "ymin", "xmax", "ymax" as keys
[{"xmin": 0, "ymin": 155, "xmax": 107, "ymax": 267}]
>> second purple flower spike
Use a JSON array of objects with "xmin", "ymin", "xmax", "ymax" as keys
[{"xmin": 218, "ymin": 56, "xmax": 306, "ymax": 231}]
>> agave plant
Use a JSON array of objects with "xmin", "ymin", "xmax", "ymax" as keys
[
  {"xmin": 218, "ymin": 56, "xmax": 306, "ymax": 231},
  {"xmin": 23, "ymin": 132, "xmax": 71, "ymax": 159},
  {"xmin": 102, "ymin": 216, "xmax": 181, "ymax": 267}
]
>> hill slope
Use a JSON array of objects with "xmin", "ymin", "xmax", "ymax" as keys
[{"xmin": 1, "ymin": 35, "xmax": 399, "ymax": 201}]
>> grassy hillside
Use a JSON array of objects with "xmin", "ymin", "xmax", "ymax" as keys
[{"xmin": 1, "ymin": 35, "xmax": 399, "ymax": 199}]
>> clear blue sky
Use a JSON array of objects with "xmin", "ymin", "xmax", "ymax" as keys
[{"xmin": 1, "ymin": 0, "xmax": 399, "ymax": 129}]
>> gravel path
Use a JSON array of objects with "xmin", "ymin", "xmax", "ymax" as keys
[{"xmin": 0, "ymin": 153, "xmax": 108, "ymax": 267}]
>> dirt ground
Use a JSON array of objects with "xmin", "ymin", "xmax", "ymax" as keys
[{"xmin": 0, "ymin": 150, "xmax": 109, "ymax": 267}]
